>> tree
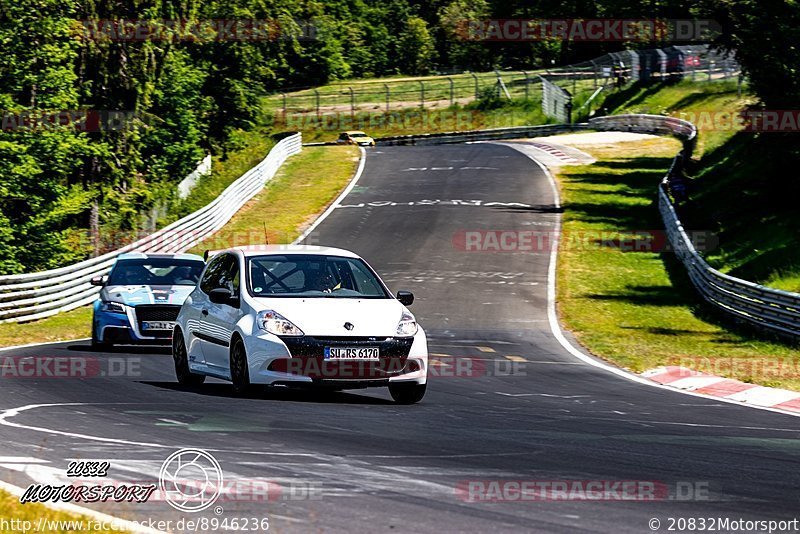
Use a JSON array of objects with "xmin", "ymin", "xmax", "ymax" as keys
[{"xmin": 398, "ymin": 16, "xmax": 436, "ymax": 75}]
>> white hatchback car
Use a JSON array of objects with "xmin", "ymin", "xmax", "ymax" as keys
[{"xmin": 172, "ymin": 246, "xmax": 428, "ymax": 403}]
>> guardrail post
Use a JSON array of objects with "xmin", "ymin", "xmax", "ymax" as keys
[
  {"xmin": 419, "ymin": 80, "xmax": 425, "ymax": 109},
  {"xmin": 384, "ymin": 83, "xmax": 390, "ymax": 113},
  {"xmin": 314, "ymin": 89, "xmax": 320, "ymax": 118},
  {"xmin": 349, "ymin": 86, "xmax": 355, "ymax": 119},
  {"xmin": 522, "ymin": 71, "xmax": 529, "ymax": 100},
  {"xmin": 471, "ymin": 73, "xmax": 479, "ymax": 100},
  {"xmin": 448, "ymin": 77, "xmax": 454, "ymax": 106}
]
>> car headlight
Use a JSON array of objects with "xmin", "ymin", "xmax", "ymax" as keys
[
  {"xmin": 257, "ymin": 310, "xmax": 304, "ymax": 337},
  {"xmin": 100, "ymin": 301, "xmax": 127, "ymax": 314},
  {"xmin": 396, "ymin": 311, "xmax": 418, "ymax": 337}
]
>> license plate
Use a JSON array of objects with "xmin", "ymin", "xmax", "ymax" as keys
[
  {"xmin": 142, "ymin": 321, "xmax": 175, "ymax": 331},
  {"xmin": 324, "ymin": 347, "xmax": 379, "ymax": 360}
]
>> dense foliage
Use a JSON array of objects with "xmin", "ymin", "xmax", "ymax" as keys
[{"xmin": 0, "ymin": 0, "xmax": 795, "ymax": 273}]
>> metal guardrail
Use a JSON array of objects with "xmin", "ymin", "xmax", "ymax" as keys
[
  {"xmin": 375, "ymin": 124, "xmax": 583, "ymax": 146},
  {"xmin": 0, "ymin": 133, "xmax": 302, "ymax": 323},
  {"xmin": 590, "ymin": 114, "xmax": 800, "ymax": 339}
]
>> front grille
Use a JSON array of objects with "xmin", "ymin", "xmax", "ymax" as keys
[
  {"xmin": 274, "ymin": 336, "xmax": 414, "ymax": 379},
  {"xmin": 135, "ymin": 305, "xmax": 180, "ymax": 338},
  {"xmin": 135, "ymin": 305, "xmax": 181, "ymax": 322}
]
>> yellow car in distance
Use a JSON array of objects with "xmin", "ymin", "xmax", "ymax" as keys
[{"xmin": 336, "ymin": 131, "xmax": 376, "ymax": 147}]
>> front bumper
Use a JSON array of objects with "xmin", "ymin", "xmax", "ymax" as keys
[
  {"xmin": 93, "ymin": 302, "xmax": 180, "ymax": 345},
  {"xmin": 245, "ymin": 328, "xmax": 428, "ymax": 387}
]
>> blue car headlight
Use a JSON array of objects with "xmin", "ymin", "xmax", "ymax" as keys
[{"xmin": 99, "ymin": 301, "xmax": 128, "ymax": 314}]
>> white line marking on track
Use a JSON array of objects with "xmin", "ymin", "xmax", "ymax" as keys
[{"xmin": 0, "ymin": 403, "xmax": 168, "ymax": 448}]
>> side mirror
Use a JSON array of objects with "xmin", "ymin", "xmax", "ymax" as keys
[
  {"xmin": 90, "ymin": 275, "xmax": 107, "ymax": 287},
  {"xmin": 397, "ymin": 290, "xmax": 414, "ymax": 306},
  {"xmin": 209, "ymin": 288, "xmax": 236, "ymax": 306}
]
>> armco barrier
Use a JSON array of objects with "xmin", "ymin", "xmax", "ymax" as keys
[
  {"xmin": 0, "ymin": 133, "xmax": 302, "ymax": 323},
  {"xmin": 589, "ymin": 114, "xmax": 800, "ymax": 339},
  {"xmin": 375, "ymin": 124, "xmax": 583, "ymax": 146}
]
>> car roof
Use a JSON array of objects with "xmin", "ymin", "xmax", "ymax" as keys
[
  {"xmin": 207, "ymin": 245, "xmax": 361, "ymax": 260},
  {"xmin": 344, "ymin": 131, "xmax": 367, "ymax": 135},
  {"xmin": 116, "ymin": 252, "xmax": 204, "ymax": 262}
]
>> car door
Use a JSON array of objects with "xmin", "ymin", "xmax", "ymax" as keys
[
  {"xmin": 202, "ymin": 253, "xmax": 243, "ymax": 371},
  {"xmin": 191, "ymin": 254, "xmax": 228, "ymax": 365}
]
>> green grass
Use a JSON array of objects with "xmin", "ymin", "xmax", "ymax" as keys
[
  {"xmin": 0, "ymin": 488, "xmax": 124, "ymax": 532},
  {"xmin": 0, "ymin": 307, "xmax": 91, "ymax": 348},
  {"xmin": 188, "ymin": 145, "xmax": 359, "ymax": 253},
  {"xmin": 556, "ymin": 138, "xmax": 800, "ymax": 390}
]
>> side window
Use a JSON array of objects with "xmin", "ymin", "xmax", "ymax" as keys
[
  {"xmin": 200, "ymin": 255, "xmax": 227, "ymax": 294},
  {"xmin": 218, "ymin": 255, "xmax": 240, "ymax": 296},
  {"xmin": 338, "ymin": 133, "xmax": 348, "ymax": 141}
]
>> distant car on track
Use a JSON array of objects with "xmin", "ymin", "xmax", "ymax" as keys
[
  {"xmin": 172, "ymin": 245, "xmax": 428, "ymax": 403},
  {"xmin": 91, "ymin": 252, "xmax": 205, "ymax": 350},
  {"xmin": 336, "ymin": 131, "xmax": 376, "ymax": 147}
]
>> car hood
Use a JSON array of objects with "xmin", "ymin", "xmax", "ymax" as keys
[
  {"xmin": 101, "ymin": 285, "xmax": 195, "ymax": 306},
  {"xmin": 252, "ymin": 297, "xmax": 410, "ymax": 337}
]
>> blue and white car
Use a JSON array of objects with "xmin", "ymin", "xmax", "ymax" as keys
[{"xmin": 91, "ymin": 252, "xmax": 206, "ymax": 350}]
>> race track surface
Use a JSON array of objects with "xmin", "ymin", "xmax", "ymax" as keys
[{"xmin": 1, "ymin": 143, "xmax": 798, "ymax": 533}]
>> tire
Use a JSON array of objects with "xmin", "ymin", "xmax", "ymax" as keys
[
  {"xmin": 230, "ymin": 336, "xmax": 253, "ymax": 396},
  {"xmin": 91, "ymin": 329, "xmax": 111, "ymax": 352},
  {"xmin": 388, "ymin": 382, "xmax": 426, "ymax": 404},
  {"xmin": 173, "ymin": 329, "xmax": 205, "ymax": 387}
]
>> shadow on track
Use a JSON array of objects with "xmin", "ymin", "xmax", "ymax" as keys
[
  {"xmin": 66, "ymin": 343, "xmax": 171, "ymax": 355},
  {"xmin": 139, "ymin": 380, "xmax": 396, "ymax": 405}
]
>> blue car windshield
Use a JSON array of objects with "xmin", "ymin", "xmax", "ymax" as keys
[{"xmin": 107, "ymin": 259, "xmax": 205, "ymax": 286}]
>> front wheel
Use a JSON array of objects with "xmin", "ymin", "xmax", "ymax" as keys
[
  {"xmin": 388, "ymin": 382, "xmax": 426, "ymax": 404},
  {"xmin": 173, "ymin": 330, "xmax": 205, "ymax": 387},
  {"xmin": 91, "ymin": 330, "xmax": 111, "ymax": 352},
  {"xmin": 230, "ymin": 337, "xmax": 253, "ymax": 396}
]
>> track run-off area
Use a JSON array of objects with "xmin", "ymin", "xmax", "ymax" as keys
[{"xmin": 0, "ymin": 143, "xmax": 798, "ymax": 533}]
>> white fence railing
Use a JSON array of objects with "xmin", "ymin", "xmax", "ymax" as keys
[
  {"xmin": 0, "ymin": 133, "xmax": 302, "ymax": 323},
  {"xmin": 589, "ymin": 114, "xmax": 800, "ymax": 339}
]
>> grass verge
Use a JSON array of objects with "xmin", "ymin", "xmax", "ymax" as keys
[
  {"xmin": 0, "ymin": 307, "xmax": 91, "ymax": 348},
  {"xmin": 555, "ymin": 137, "xmax": 800, "ymax": 390},
  {"xmin": 0, "ymin": 488, "xmax": 124, "ymax": 532}
]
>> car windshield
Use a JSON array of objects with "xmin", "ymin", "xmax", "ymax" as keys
[
  {"xmin": 107, "ymin": 258, "xmax": 205, "ymax": 286},
  {"xmin": 248, "ymin": 254, "xmax": 390, "ymax": 298}
]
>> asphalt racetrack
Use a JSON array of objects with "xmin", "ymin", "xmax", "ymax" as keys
[{"xmin": 1, "ymin": 143, "xmax": 798, "ymax": 533}]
